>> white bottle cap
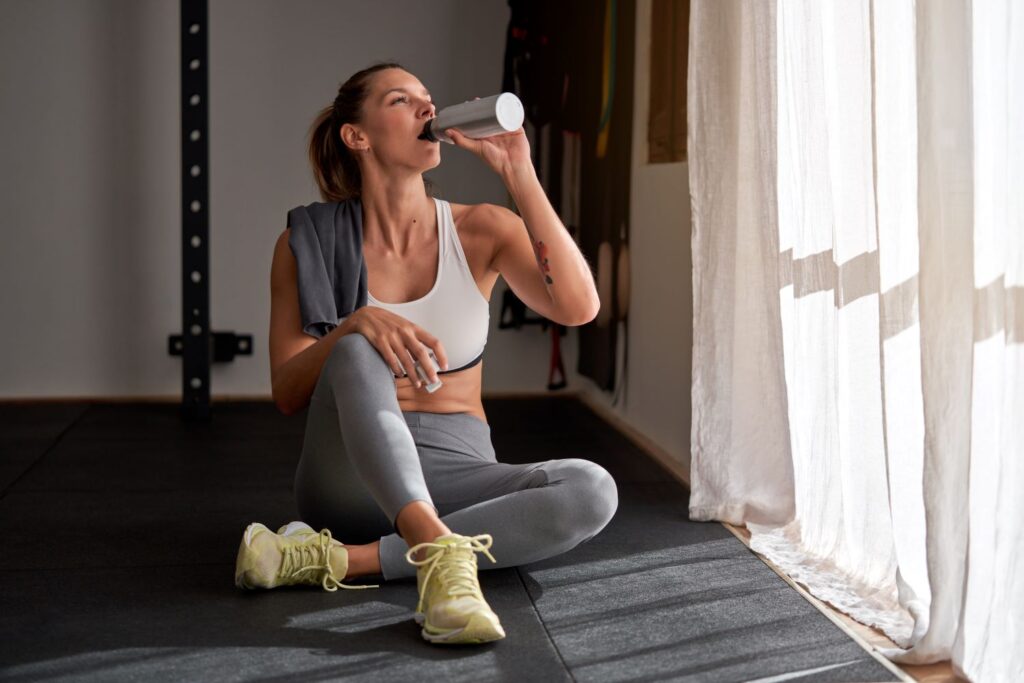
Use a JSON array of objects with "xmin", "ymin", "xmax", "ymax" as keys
[{"xmin": 495, "ymin": 93, "xmax": 525, "ymax": 132}]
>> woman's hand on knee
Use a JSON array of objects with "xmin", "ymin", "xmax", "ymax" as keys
[{"xmin": 345, "ymin": 308, "xmax": 449, "ymax": 384}]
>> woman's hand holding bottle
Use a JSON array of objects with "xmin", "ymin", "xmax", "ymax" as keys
[{"xmin": 341, "ymin": 308, "xmax": 448, "ymax": 388}]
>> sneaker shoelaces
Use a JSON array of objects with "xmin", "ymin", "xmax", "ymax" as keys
[{"xmin": 280, "ymin": 527, "xmax": 379, "ymax": 592}]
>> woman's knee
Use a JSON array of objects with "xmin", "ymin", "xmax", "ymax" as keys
[
  {"xmin": 324, "ymin": 331, "xmax": 391, "ymax": 380},
  {"xmin": 327, "ymin": 331, "xmax": 376, "ymax": 363},
  {"xmin": 547, "ymin": 458, "xmax": 619, "ymax": 538}
]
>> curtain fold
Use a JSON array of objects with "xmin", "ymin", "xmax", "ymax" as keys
[
  {"xmin": 687, "ymin": 1, "xmax": 1022, "ymax": 680},
  {"xmin": 688, "ymin": 0, "xmax": 794, "ymax": 529}
]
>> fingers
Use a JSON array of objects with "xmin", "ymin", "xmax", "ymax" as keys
[
  {"xmin": 432, "ymin": 345, "xmax": 449, "ymax": 372},
  {"xmin": 383, "ymin": 340, "xmax": 407, "ymax": 378},
  {"xmin": 397, "ymin": 345, "xmax": 420, "ymax": 387},
  {"xmin": 411, "ymin": 334, "xmax": 447, "ymax": 386},
  {"xmin": 380, "ymin": 341, "xmax": 406, "ymax": 379},
  {"xmin": 413, "ymin": 346, "xmax": 439, "ymax": 385},
  {"xmin": 447, "ymin": 128, "xmax": 479, "ymax": 154},
  {"xmin": 400, "ymin": 331, "xmax": 442, "ymax": 388},
  {"xmin": 415, "ymin": 331, "xmax": 449, "ymax": 373},
  {"xmin": 361, "ymin": 310, "xmax": 451, "ymax": 388},
  {"xmin": 384, "ymin": 332, "xmax": 416, "ymax": 381}
]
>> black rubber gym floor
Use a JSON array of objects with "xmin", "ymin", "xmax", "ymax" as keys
[{"xmin": 0, "ymin": 396, "xmax": 901, "ymax": 682}]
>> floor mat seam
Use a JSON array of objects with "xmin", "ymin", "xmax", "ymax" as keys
[{"xmin": 514, "ymin": 566, "xmax": 578, "ymax": 683}]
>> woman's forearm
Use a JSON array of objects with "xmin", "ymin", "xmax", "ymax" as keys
[
  {"xmin": 272, "ymin": 317, "xmax": 352, "ymax": 416},
  {"xmin": 502, "ymin": 163, "xmax": 600, "ymax": 323}
]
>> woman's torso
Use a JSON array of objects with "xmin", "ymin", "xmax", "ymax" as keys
[{"xmin": 362, "ymin": 198, "xmax": 499, "ymax": 425}]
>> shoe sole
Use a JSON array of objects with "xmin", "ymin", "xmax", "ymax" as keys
[
  {"xmin": 415, "ymin": 610, "xmax": 506, "ymax": 644},
  {"xmin": 235, "ymin": 575, "xmax": 259, "ymax": 590}
]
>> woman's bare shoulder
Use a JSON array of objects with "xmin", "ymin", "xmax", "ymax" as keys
[
  {"xmin": 447, "ymin": 201, "xmax": 477, "ymax": 224},
  {"xmin": 447, "ymin": 201, "xmax": 506, "ymax": 234}
]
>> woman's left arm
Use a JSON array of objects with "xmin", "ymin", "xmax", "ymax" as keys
[{"xmin": 447, "ymin": 126, "xmax": 601, "ymax": 326}]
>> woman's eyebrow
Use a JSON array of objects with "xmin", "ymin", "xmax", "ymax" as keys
[{"xmin": 381, "ymin": 87, "xmax": 431, "ymax": 100}]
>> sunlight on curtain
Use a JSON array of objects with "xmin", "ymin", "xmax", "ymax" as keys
[{"xmin": 687, "ymin": 1, "xmax": 1022, "ymax": 680}]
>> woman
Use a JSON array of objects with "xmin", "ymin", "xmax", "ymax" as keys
[{"xmin": 235, "ymin": 62, "xmax": 618, "ymax": 645}]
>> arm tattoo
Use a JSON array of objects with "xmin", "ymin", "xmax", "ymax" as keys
[{"xmin": 533, "ymin": 239, "xmax": 554, "ymax": 284}]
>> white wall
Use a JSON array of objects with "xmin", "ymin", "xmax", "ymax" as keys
[
  {"xmin": 573, "ymin": 0, "xmax": 692, "ymax": 472},
  {"xmin": 0, "ymin": 0, "xmax": 558, "ymax": 397}
]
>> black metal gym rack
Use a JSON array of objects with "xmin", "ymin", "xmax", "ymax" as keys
[{"xmin": 169, "ymin": 0, "xmax": 252, "ymax": 419}]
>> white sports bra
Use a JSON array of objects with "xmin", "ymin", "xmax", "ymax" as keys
[{"xmin": 366, "ymin": 198, "xmax": 489, "ymax": 374}]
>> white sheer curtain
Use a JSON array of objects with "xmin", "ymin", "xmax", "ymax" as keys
[{"xmin": 687, "ymin": 1, "xmax": 1022, "ymax": 680}]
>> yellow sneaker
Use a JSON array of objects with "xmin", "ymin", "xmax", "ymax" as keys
[
  {"xmin": 404, "ymin": 533, "xmax": 506, "ymax": 644},
  {"xmin": 234, "ymin": 521, "xmax": 379, "ymax": 592}
]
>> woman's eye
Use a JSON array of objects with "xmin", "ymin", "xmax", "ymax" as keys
[{"xmin": 392, "ymin": 96, "xmax": 408, "ymax": 104}]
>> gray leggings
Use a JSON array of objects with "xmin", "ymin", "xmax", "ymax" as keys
[{"xmin": 293, "ymin": 332, "xmax": 619, "ymax": 581}]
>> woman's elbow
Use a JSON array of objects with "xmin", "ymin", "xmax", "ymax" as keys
[{"xmin": 272, "ymin": 384, "xmax": 298, "ymax": 417}]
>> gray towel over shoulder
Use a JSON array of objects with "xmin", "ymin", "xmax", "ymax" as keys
[{"xmin": 286, "ymin": 198, "xmax": 368, "ymax": 339}]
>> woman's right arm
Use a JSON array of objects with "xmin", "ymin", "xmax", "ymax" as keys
[
  {"xmin": 269, "ymin": 228, "xmax": 450, "ymax": 415},
  {"xmin": 269, "ymin": 228, "xmax": 353, "ymax": 416}
]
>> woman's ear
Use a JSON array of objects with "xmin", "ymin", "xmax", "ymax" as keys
[{"xmin": 339, "ymin": 122, "xmax": 367, "ymax": 153}]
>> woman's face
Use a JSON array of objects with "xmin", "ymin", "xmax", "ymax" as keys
[{"xmin": 352, "ymin": 69, "xmax": 440, "ymax": 172}]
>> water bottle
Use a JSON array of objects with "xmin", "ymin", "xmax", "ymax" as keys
[{"xmin": 418, "ymin": 92, "xmax": 525, "ymax": 144}]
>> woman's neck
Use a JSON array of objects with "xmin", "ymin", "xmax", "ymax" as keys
[{"xmin": 359, "ymin": 181, "xmax": 434, "ymax": 256}]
